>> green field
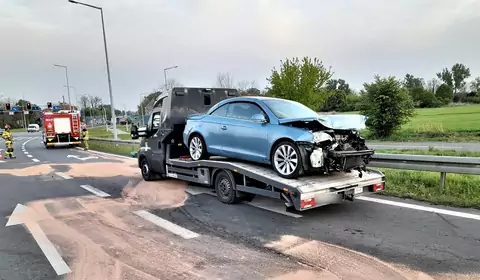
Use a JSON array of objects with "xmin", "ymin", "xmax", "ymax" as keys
[{"xmin": 347, "ymin": 104, "xmax": 480, "ymax": 142}]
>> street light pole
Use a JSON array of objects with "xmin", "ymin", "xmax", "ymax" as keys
[
  {"xmin": 163, "ymin": 65, "xmax": 178, "ymax": 90},
  {"xmin": 68, "ymin": 0, "xmax": 118, "ymax": 140},
  {"xmin": 53, "ymin": 64, "xmax": 72, "ymax": 110}
]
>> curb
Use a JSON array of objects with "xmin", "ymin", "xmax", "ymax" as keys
[{"xmin": 75, "ymin": 147, "xmax": 136, "ymax": 160}]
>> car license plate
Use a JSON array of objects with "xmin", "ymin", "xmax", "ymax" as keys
[{"xmin": 354, "ymin": 187, "xmax": 363, "ymax": 194}]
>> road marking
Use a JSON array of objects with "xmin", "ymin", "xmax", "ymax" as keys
[
  {"xmin": 24, "ymin": 152, "xmax": 29, "ymax": 155},
  {"xmin": 80, "ymin": 185, "xmax": 111, "ymax": 197},
  {"xmin": 67, "ymin": 155, "xmax": 99, "ymax": 161},
  {"xmin": 358, "ymin": 196, "xmax": 480, "ymax": 221},
  {"xmin": 134, "ymin": 210, "xmax": 200, "ymax": 239},
  {"xmin": 27, "ymin": 155, "xmax": 33, "ymax": 158},
  {"xmin": 55, "ymin": 172, "xmax": 73, "ymax": 180},
  {"xmin": 6, "ymin": 204, "xmax": 72, "ymax": 275},
  {"xmin": 32, "ymin": 159, "xmax": 40, "ymax": 162}
]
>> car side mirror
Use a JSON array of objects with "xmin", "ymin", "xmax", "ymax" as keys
[{"xmin": 251, "ymin": 114, "xmax": 267, "ymax": 123}]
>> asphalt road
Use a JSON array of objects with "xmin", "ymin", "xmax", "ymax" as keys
[
  {"xmin": 1, "ymin": 131, "xmax": 480, "ymax": 279},
  {"xmin": 369, "ymin": 141, "xmax": 480, "ymax": 152}
]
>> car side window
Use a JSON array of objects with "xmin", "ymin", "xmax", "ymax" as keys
[
  {"xmin": 227, "ymin": 102, "xmax": 264, "ymax": 120},
  {"xmin": 210, "ymin": 104, "xmax": 228, "ymax": 117}
]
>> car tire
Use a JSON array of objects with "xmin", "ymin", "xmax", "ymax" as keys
[
  {"xmin": 188, "ymin": 134, "xmax": 208, "ymax": 161},
  {"xmin": 140, "ymin": 157, "xmax": 155, "ymax": 181},
  {"xmin": 271, "ymin": 141, "xmax": 303, "ymax": 179},
  {"xmin": 214, "ymin": 170, "xmax": 239, "ymax": 204}
]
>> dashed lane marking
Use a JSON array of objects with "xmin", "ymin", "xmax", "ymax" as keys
[
  {"xmin": 80, "ymin": 185, "xmax": 111, "ymax": 197},
  {"xmin": 358, "ymin": 196, "xmax": 480, "ymax": 221},
  {"xmin": 27, "ymin": 155, "xmax": 33, "ymax": 158},
  {"xmin": 134, "ymin": 210, "xmax": 200, "ymax": 239},
  {"xmin": 55, "ymin": 172, "xmax": 73, "ymax": 180},
  {"xmin": 32, "ymin": 159, "xmax": 40, "ymax": 162}
]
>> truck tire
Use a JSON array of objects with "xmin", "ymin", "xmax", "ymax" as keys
[
  {"xmin": 214, "ymin": 170, "xmax": 239, "ymax": 204},
  {"xmin": 140, "ymin": 158, "xmax": 155, "ymax": 181}
]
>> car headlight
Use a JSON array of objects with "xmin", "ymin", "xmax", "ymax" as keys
[{"xmin": 312, "ymin": 132, "xmax": 333, "ymax": 143}]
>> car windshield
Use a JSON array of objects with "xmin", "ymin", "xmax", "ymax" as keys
[{"xmin": 263, "ymin": 99, "xmax": 319, "ymax": 119}]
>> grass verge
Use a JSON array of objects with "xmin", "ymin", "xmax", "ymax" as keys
[
  {"xmin": 379, "ymin": 168, "xmax": 480, "ymax": 209},
  {"xmin": 88, "ymin": 141, "xmax": 139, "ymax": 157},
  {"xmin": 374, "ymin": 148, "xmax": 480, "ymax": 209},
  {"xmin": 89, "ymin": 126, "xmax": 132, "ymax": 140}
]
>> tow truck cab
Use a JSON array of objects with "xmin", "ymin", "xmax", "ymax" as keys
[
  {"xmin": 131, "ymin": 87, "xmax": 239, "ymax": 177},
  {"xmin": 130, "ymin": 87, "xmax": 385, "ymax": 212}
]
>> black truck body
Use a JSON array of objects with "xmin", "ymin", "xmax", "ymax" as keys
[{"xmin": 130, "ymin": 87, "xmax": 385, "ymax": 211}]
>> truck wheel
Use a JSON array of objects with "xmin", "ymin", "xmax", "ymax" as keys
[
  {"xmin": 271, "ymin": 141, "xmax": 303, "ymax": 179},
  {"xmin": 189, "ymin": 134, "xmax": 208, "ymax": 160},
  {"xmin": 140, "ymin": 158, "xmax": 155, "ymax": 181},
  {"xmin": 214, "ymin": 170, "xmax": 239, "ymax": 204}
]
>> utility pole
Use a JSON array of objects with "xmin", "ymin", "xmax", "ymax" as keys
[{"xmin": 68, "ymin": 0, "xmax": 118, "ymax": 140}]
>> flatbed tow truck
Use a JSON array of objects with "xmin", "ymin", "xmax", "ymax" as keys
[{"xmin": 130, "ymin": 87, "xmax": 385, "ymax": 212}]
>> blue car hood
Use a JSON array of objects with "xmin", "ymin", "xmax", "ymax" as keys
[
  {"xmin": 278, "ymin": 117, "xmax": 334, "ymax": 129},
  {"xmin": 317, "ymin": 114, "xmax": 367, "ymax": 130}
]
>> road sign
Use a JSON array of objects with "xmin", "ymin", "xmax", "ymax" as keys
[
  {"xmin": 24, "ymin": 111, "xmax": 29, "ymax": 115},
  {"xmin": 11, "ymin": 106, "xmax": 19, "ymax": 112},
  {"xmin": 52, "ymin": 106, "xmax": 60, "ymax": 110},
  {"xmin": 9, "ymin": 112, "xmax": 14, "ymax": 115}
]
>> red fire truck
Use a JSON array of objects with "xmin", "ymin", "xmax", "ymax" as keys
[{"xmin": 42, "ymin": 110, "xmax": 82, "ymax": 148}]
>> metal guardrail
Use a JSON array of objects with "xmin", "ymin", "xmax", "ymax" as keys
[{"xmin": 90, "ymin": 137, "xmax": 480, "ymax": 188}]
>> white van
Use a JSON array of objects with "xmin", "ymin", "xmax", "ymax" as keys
[{"xmin": 27, "ymin": 124, "xmax": 40, "ymax": 133}]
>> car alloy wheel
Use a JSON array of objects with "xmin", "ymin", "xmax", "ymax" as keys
[
  {"xmin": 273, "ymin": 142, "xmax": 301, "ymax": 178},
  {"xmin": 189, "ymin": 136, "xmax": 203, "ymax": 160}
]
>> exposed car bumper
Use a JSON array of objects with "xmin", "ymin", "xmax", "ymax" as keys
[{"xmin": 296, "ymin": 142, "xmax": 374, "ymax": 173}]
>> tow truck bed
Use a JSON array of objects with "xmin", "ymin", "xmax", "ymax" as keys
[{"xmin": 165, "ymin": 154, "xmax": 385, "ymax": 211}]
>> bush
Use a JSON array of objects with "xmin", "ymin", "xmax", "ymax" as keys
[
  {"xmin": 436, "ymin": 84, "xmax": 453, "ymax": 104},
  {"xmin": 360, "ymin": 75, "xmax": 415, "ymax": 138}
]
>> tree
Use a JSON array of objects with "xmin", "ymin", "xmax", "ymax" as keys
[
  {"xmin": 426, "ymin": 78, "xmax": 440, "ymax": 93},
  {"xmin": 436, "ymin": 68, "xmax": 454, "ymax": 88},
  {"xmin": 237, "ymin": 80, "xmax": 258, "ymax": 92},
  {"xmin": 165, "ymin": 78, "xmax": 183, "ymax": 90},
  {"xmin": 451, "ymin": 63, "xmax": 471, "ymax": 94},
  {"xmin": 216, "ymin": 72, "xmax": 234, "ymax": 88},
  {"xmin": 360, "ymin": 76, "xmax": 415, "ymax": 138},
  {"xmin": 266, "ymin": 57, "xmax": 333, "ymax": 110},
  {"xmin": 325, "ymin": 79, "xmax": 351, "ymax": 94},
  {"xmin": 403, "ymin": 74, "xmax": 424, "ymax": 90},
  {"xmin": 469, "ymin": 77, "xmax": 480, "ymax": 93},
  {"xmin": 79, "ymin": 94, "xmax": 89, "ymax": 109},
  {"xmin": 435, "ymin": 84, "xmax": 453, "ymax": 105}
]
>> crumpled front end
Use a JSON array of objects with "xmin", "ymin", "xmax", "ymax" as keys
[{"xmin": 284, "ymin": 119, "xmax": 375, "ymax": 177}]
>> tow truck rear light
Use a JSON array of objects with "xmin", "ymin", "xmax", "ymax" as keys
[
  {"xmin": 300, "ymin": 197, "xmax": 315, "ymax": 209},
  {"xmin": 372, "ymin": 183, "xmax": 384, "ymax": 192}
]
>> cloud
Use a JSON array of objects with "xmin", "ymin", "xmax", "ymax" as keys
[{"xmin": 0, "ymin": 0, "xmax": 479, "ymax": 110}]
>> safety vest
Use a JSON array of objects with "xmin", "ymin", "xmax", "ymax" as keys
[
  {"xmin": 1, "ymin": 131, "xmax": 12, "ymax": 141},
  {"xmin": 82, "ymin": 130, "xmax": 89, "ymax": 141}
]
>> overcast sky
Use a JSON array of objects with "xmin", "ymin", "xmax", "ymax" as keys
[{"xmin": 1, "ymin": 0, "xmax": 479, "ymax": 110}]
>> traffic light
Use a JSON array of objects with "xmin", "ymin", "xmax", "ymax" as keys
[
  {"xmin": 26, "ymin": 103, "xmax": 32, "ymax": 110},
  {"xmin": 47, "ymin": 102, "xmax": 52, "ymax": 109},
  {"xmin": 5, "ymin": 103, "xmax": 10, "ymax": 110}
]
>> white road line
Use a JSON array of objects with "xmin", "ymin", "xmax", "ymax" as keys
[
  {"xmin": 134, "ymin": 210, "xmax": 200, "ymax": 239},
  {"xmin": 55, "ymin": 172, "xmax": 73, "ymax": 180},
  {"xmin": 27, "ymin": 155, "xmax": 33, "ymax": 158},
  {"xmin": 24, "ymin": 152, "xmax": 29, "ymax": 155},
  {"xmin": 75, "ymin": 147, "xmax": 133, "ymax": 159},
  {"xmin": 32, "ymin": 159, "xmax": 40, "ymax": 162},
  {"xmin": 80, "ymin": 185, "xmax": 111, "ymax": 197},
  {"xmin": 358, "ymin": 196, "xmax": 480, "ymax": 221}
]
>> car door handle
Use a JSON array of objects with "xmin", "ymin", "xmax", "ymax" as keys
[{"xmin": 221, "ymin": 125, "xmax": 227, "ymax": 130}]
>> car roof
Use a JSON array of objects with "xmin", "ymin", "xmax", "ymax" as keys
[{"xmin": 222, "ymin": 96, "xmax": 287, "ymax": 103}]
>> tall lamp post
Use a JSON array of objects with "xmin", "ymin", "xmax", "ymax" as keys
[
  {"xmin": 53, "ymin": 64, "xmax": 72, "ymax": 111},
  {"xmin": 68, "ymin": 0, "xmax": 118, "ymax": 140},
  {"xmin": 164, "ymin": 65, "xmax": 178, "ymax": 90}
]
